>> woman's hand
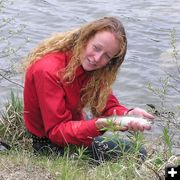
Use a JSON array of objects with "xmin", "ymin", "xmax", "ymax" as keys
[
  {"xmin": 126, "ymin": 121, "xmax": 151, "ymax": 132},
  {"xmin": 125, "ymin": 107, "xmax": 155, "ymax": 131},
  {"xmin": 127, "ymin": 107, "xmax": 155, "ymax": 120}
]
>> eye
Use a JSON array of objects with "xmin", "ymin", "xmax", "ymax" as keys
[{"xmin": 93, "ymin": 45, "xmax": 101, "ymax": 52}]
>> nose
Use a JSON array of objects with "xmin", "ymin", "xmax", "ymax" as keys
[{"xmin": 94, "ymin": 52, "xmax": 102, "ymax": 63}]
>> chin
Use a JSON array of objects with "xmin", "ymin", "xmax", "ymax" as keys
[
  {"xmin": 84, "ymin": 67, "xmax": 94, "ymax": 71},
  {"xmin": 82, "ymin": 64, "xmax": 93, "ymax": 71}
]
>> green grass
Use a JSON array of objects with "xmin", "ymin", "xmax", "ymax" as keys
[{"xmin": 1, "ymin": 148, "xmax": 179, "ymax": 180}]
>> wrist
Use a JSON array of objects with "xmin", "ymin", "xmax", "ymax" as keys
[
  {"xmin": 95, "ymin": 118, "xmax": 107, "ymax": 130},
  {"xmin": 124, "ymin": 108, "xmax": 134, "ymax": 115}
]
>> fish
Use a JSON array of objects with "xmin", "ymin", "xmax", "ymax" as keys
[{"xmin": 110, "ymin": 116, "xmax": 152, "ymax": 127}]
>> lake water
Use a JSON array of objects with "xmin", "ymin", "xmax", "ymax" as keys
[
  {"xmin": 1, "ymin": 0, "xmax": 180, "ymax": 109},
  {"xmin": 0, "ymin": 0, "xmax": 180, "ymax": 146}
]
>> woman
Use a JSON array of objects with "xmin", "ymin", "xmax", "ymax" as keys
[{"xmin": 23, "ymin": 17, "xmax": 154, "ymax": 162}]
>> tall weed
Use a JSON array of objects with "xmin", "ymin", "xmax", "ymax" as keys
[{"xmin": 0, "ymin": 91, "xmax": 31, "ymax": 149}]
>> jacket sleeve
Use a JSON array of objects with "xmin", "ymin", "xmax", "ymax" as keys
[
  {"xmin": 101, "ymin": 93, "xmax": 128, "ymax": 116},
  {"xmin": 34, "ymin": 69, "xmax": 101, "ymax": 147}
]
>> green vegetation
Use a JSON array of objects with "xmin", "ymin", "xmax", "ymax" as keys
[
  {"xmin": 0, "ymin": 91, "xmax": 31, "ymax": 150},
  {"xmin": 0, "ymin": 91, "xmax": 180, "ymax": 180},
  {"xmin": 147, "ymin": 28, "xmax": 180, "ymax": 160}
]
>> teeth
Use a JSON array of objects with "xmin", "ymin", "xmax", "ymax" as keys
[{"xmin": 88, "ymin": 59, "xmax": 96, "ymax": 66}]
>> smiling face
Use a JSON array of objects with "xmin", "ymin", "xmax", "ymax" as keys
[{"xmin": 80, "ymin": 31, "xmax": 120, "ymax": 71}]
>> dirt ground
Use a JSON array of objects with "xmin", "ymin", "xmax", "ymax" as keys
[{"xmin": 0, "ymin": 162, "xmax": 55, "ymax": 180}]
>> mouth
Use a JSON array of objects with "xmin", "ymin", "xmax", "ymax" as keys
[{"xmin": 87, "ymin": 58, "xmax": 96, "ymax": 66}]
